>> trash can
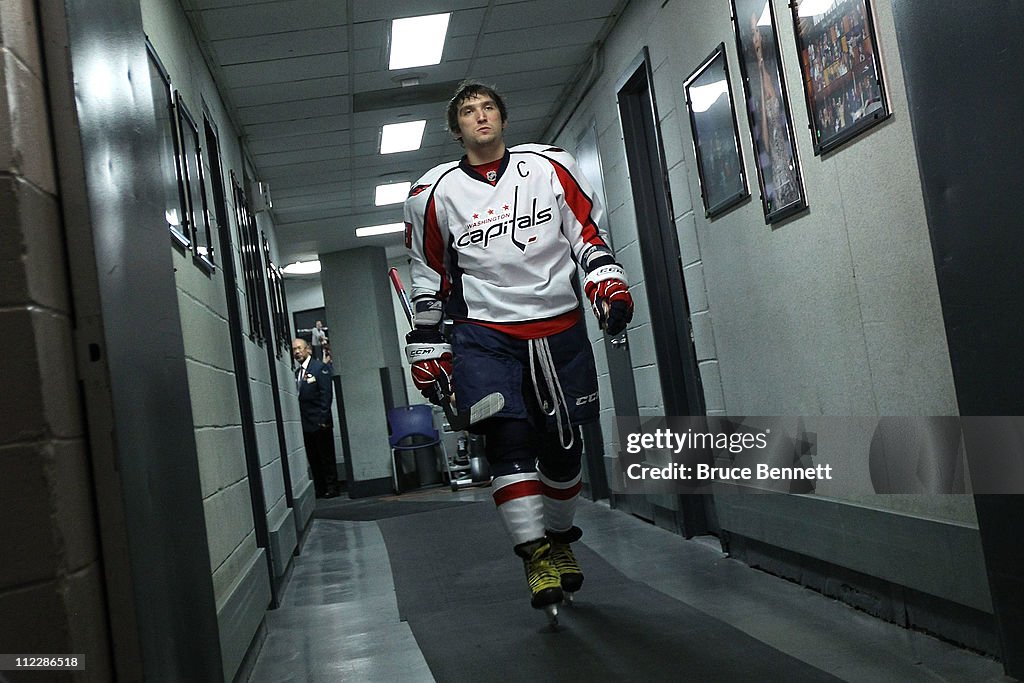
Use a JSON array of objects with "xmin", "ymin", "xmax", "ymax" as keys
[
  {"xmin": 398, "ymin": 434, "xmax": 441, "ymax": 487},
  {"xmin": 414, "ymin": 445, "xmax": 441, "ymax": 486},
  {"xmin": 393, "ymin": 450, "xmax": 419, "ymax": 493}
]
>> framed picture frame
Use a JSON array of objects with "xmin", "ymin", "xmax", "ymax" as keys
[
  {"xmin": 145, "ymin": 39, "xmax": 190, "ymax": 249},
  {"xmin": 175, "ymin": 92, "xmax": 216, "ymax": 272},
  {"xmin": 790, "ymin": 0, "xmax": 890, "ymax": 155},
  {"xmin": 731, "ymin": 0, "xmax": 807, "ymax": 223},
  {"xmin": 683, "ymin": 43, "xmax": 749, "ymax": 219}
]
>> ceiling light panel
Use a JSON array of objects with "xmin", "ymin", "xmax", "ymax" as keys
[
  {"xmin": 389, "ymin": 13, "xmax": 451, "ymax": 70},
  {"xmin": 356, "ymin": 222, "xmax": 406, "ymax": 238},
  {"xmin": 375, "ymin": 181, "xmax": 412, "ymax": 206},
  {"xmin": 380, "ymin": 120, "xmax": 426, "ymax": 154}
]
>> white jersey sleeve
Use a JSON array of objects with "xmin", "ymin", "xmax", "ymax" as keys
[
  {"xmin": 524, "ymin": 144, "xmax": 615, "ymax": 272},
  {"xmin": 404, "ymin": 161, "xmax": 459, "ymax": 308}
]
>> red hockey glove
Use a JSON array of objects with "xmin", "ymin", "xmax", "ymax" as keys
[
  {"xmin": 584, "ymin": 263, "xmax": 634, "ymax": 337},
  {"xmin": 405, "ymin": 328, "xmax": 453, "ymax": 401}
]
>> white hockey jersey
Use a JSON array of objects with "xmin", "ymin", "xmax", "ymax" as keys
[{"xmin": 404, "ymin": 143, "xmax": 614, "ymax": 326}]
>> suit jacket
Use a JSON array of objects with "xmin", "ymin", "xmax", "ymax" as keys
[{"xmin": 297, "ymin": 358, "xmax": 334, "ymax": 433}]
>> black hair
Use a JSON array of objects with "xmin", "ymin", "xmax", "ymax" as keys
[{"xmin": 445, "ymin": 81, "xmax": 508, "ymax": 141}]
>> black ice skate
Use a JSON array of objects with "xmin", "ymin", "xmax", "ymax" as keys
[
  {"xmin": 547, "ymin": 526, "xmax": 584, "ymax": 605},
  {"xmin": 515, "ymin": 539, "xmax": 563, "ymax": 625}
]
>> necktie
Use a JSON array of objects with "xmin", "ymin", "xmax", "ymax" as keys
[{"xmin": 296, "ymin": 366, "xmax": 304, "ymax": 390}]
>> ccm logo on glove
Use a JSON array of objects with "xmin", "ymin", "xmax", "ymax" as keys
[{"xmin": 405, "ymin": 331, "xmax": 454, "ymax": 398}]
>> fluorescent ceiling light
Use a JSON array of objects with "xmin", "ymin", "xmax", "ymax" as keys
[
  {"xmin": 375, "ymin": 181, "xmax": 412, "ymax": 206},
  {"xmin": 380, "ymin": 120, "xmax": 426, "ymax": 154},
  {"xmin": 389, "ymin": 13, "xmax": 451, "ymax": 70},
  {"xmin": 690, "ymin": 80, "xmax": 729, "ymax": 113},
  {"xmin": 282, "ymin": 260, "xmax": 322, "ymax": 275},
  {"xmin": 356, "ymin": 222, "xmax": 405, "ymax": 238}
]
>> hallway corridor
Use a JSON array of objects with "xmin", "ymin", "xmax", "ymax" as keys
[{"xmin": 245, "ymin": 490, "xmax": 1007, "ymax": 682}]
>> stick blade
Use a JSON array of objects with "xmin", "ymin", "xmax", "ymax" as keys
[
  {"xmin": 468, "ymin": 392, "xmax": 505, "ymax": 425},
  {"xmin": 441, "ymin": 391, "xmax": 505, "ymax": 431}
]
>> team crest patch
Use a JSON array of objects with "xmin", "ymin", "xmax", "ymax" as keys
[{"xmin": 486, "ymin": 170, "xmax": 497, "ymax": 182}]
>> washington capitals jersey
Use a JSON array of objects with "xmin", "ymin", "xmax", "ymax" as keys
[{"xmin": 404, "ymin": 143, "xmax": 614, "ymax": 326}]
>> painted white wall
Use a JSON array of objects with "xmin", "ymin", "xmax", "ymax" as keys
[{"xmin": 284, "ymin": 276, "xmax": 325, "ymax": 313}]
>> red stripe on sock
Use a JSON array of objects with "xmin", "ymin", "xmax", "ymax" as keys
[
  {"xmin": 492, "ymin": 480, "xmax": 543, "ymax": 506},
  {"xmin": 541, "ymin": 480, "xmax": 582, "ymax": 500}
]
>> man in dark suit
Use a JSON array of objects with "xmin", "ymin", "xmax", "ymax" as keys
[{"xmin": 292, "ymin": 338, "xmax": 340, "ymax": 498}]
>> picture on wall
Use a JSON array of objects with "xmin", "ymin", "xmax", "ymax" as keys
[
  {"xmin": 294, "ymin": 308, "xmax": 330, "ymax": 362},
  {"xmin": 731, "ymin": 0, "xmax": 807, "ymax": 223},
  {"xmin": 790, "ymin": 0, "xmax": 890, "ymax": 155},
  {"xmin": 683, "ymin": 43, "xmax": 749, "ymax": 219}
]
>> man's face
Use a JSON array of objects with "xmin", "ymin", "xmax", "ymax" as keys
[
  {"xmin": 456, "ymin": 95, "xmax": 505, "ymax": 148},
  {"xmin": 292, "ymin": 341, "xmax": 310, "ymax": 362}
]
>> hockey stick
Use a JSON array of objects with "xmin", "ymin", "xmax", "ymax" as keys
[{"xmin": 388, "ymin": 267, "xmax": 504, "ymax": 430}]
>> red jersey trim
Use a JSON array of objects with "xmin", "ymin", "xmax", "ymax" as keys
[
  {"xmin": 422, "ymin": 195, "xmax": 449, "ymax": 298},
  {"xmin": 547, "ymin": 157, "xmax": 604, "ymax": 247},
  {"xmin": 460, "ymin": 309, "xmax": 581, "ymax": 340}
]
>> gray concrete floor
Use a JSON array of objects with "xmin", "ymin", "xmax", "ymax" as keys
[{"xmin": 247, "ymin": 487, "xmax": 1008, "ymax": 682}]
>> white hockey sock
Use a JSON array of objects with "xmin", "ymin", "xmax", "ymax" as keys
[
  {"xmin": 491, "ymin": 473, "xmax": 545, "ymax": 546},
  {"xmin": 538, "ymin": 469, "xmax": 582, "ymax": 534}
]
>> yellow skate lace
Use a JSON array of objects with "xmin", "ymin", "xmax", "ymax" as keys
[
  {"xmin": 550, "ymin": 542, "xmax": 582, "ymax": 578},
  {"xmin": 524, "ymin": 544, "xmax": 561, "ymax": 595}
]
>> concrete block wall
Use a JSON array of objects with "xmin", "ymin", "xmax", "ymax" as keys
[
  {"xmin": 550, "ymin": 0, "xmax": 971, "ymax": 524},
  {"xmin": 0, "ymin": 0, "xmax": 112, "ymax": 676},
  {"xmin": 140, "ymin": 0, "xmax": 307, "ymax": 675},
  {"xmin": 141, "ymin": 0, "xmax": 265, "ymax": 616}
]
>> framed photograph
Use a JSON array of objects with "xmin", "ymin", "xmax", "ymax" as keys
[
  {"xmin": 731, "ymin": 0, "xmax": 807, "ymax": 223},
  {"xmin": 175, "ymin": 92, "xmax": 215, "ymax": 272},
  {"xmin": 145, "ymin": 40, "xmax": 190, "ymax": 248},
  {"xmin": 790, "ymin": 0, "xmax": 890, "ymax": 155},
  {"xmin": 683, "ymin": 43, "xmax": 749, "ymax": 218}
]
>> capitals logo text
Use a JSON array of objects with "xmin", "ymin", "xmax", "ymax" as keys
[{"xmin": 456, "ymin": 188, "xmax": 553, "ymax": 252}]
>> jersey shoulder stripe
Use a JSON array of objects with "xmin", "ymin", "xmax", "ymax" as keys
[{"xmin": 510, "ymin": 145, "xmax": 604, "ymax": 247}]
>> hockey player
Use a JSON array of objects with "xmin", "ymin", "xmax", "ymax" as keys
[{"xmin": 403, "ymin": 81, "xmax": 633, "ymax": 620}]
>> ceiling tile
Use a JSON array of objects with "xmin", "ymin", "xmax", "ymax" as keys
[
  {"xmin": 220, "ymin": 52, "xmax": 350, "ymax": 88},
  {"xmin": 210, "ymin": 27, "xmax": 348, "ymax": 65},
  {"xmin": 197, "ymin": 0, "xmax": 347, "ymax": 41},
  {"xmin": 230, "ymin": 76, "xmax": 350, "ymax": 108},
  {"xmin": 244, "ymin": 113, "xmax": 350, "ymax": 139},
  {"xmin": 352, "ymin": 0, "xmax": 490, "ymax": 23},
  {"xmin": 248, "ymin": 130, "xmax": 349, "ymax": 155},
  {"xmin": 237, "ymin": 95, "xmax": 350, "ymax": 126}
]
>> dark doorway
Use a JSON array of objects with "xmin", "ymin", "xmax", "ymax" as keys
[{"xmin": 617, "ymin": 48, "xmax": 709, "ymax": 536}]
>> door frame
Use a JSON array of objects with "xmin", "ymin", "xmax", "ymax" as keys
[{"xmin": 616, "ymin": 48, "xmax": 709, "ymax": 536}]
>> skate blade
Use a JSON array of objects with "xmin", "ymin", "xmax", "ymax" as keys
[
  {"xmin": 544, "ymin": 603, "xmax": 559, "ymax": 627},
  {"xmin": 563, "ymin": 592, "xmax": 575, "ymax": 607}
]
